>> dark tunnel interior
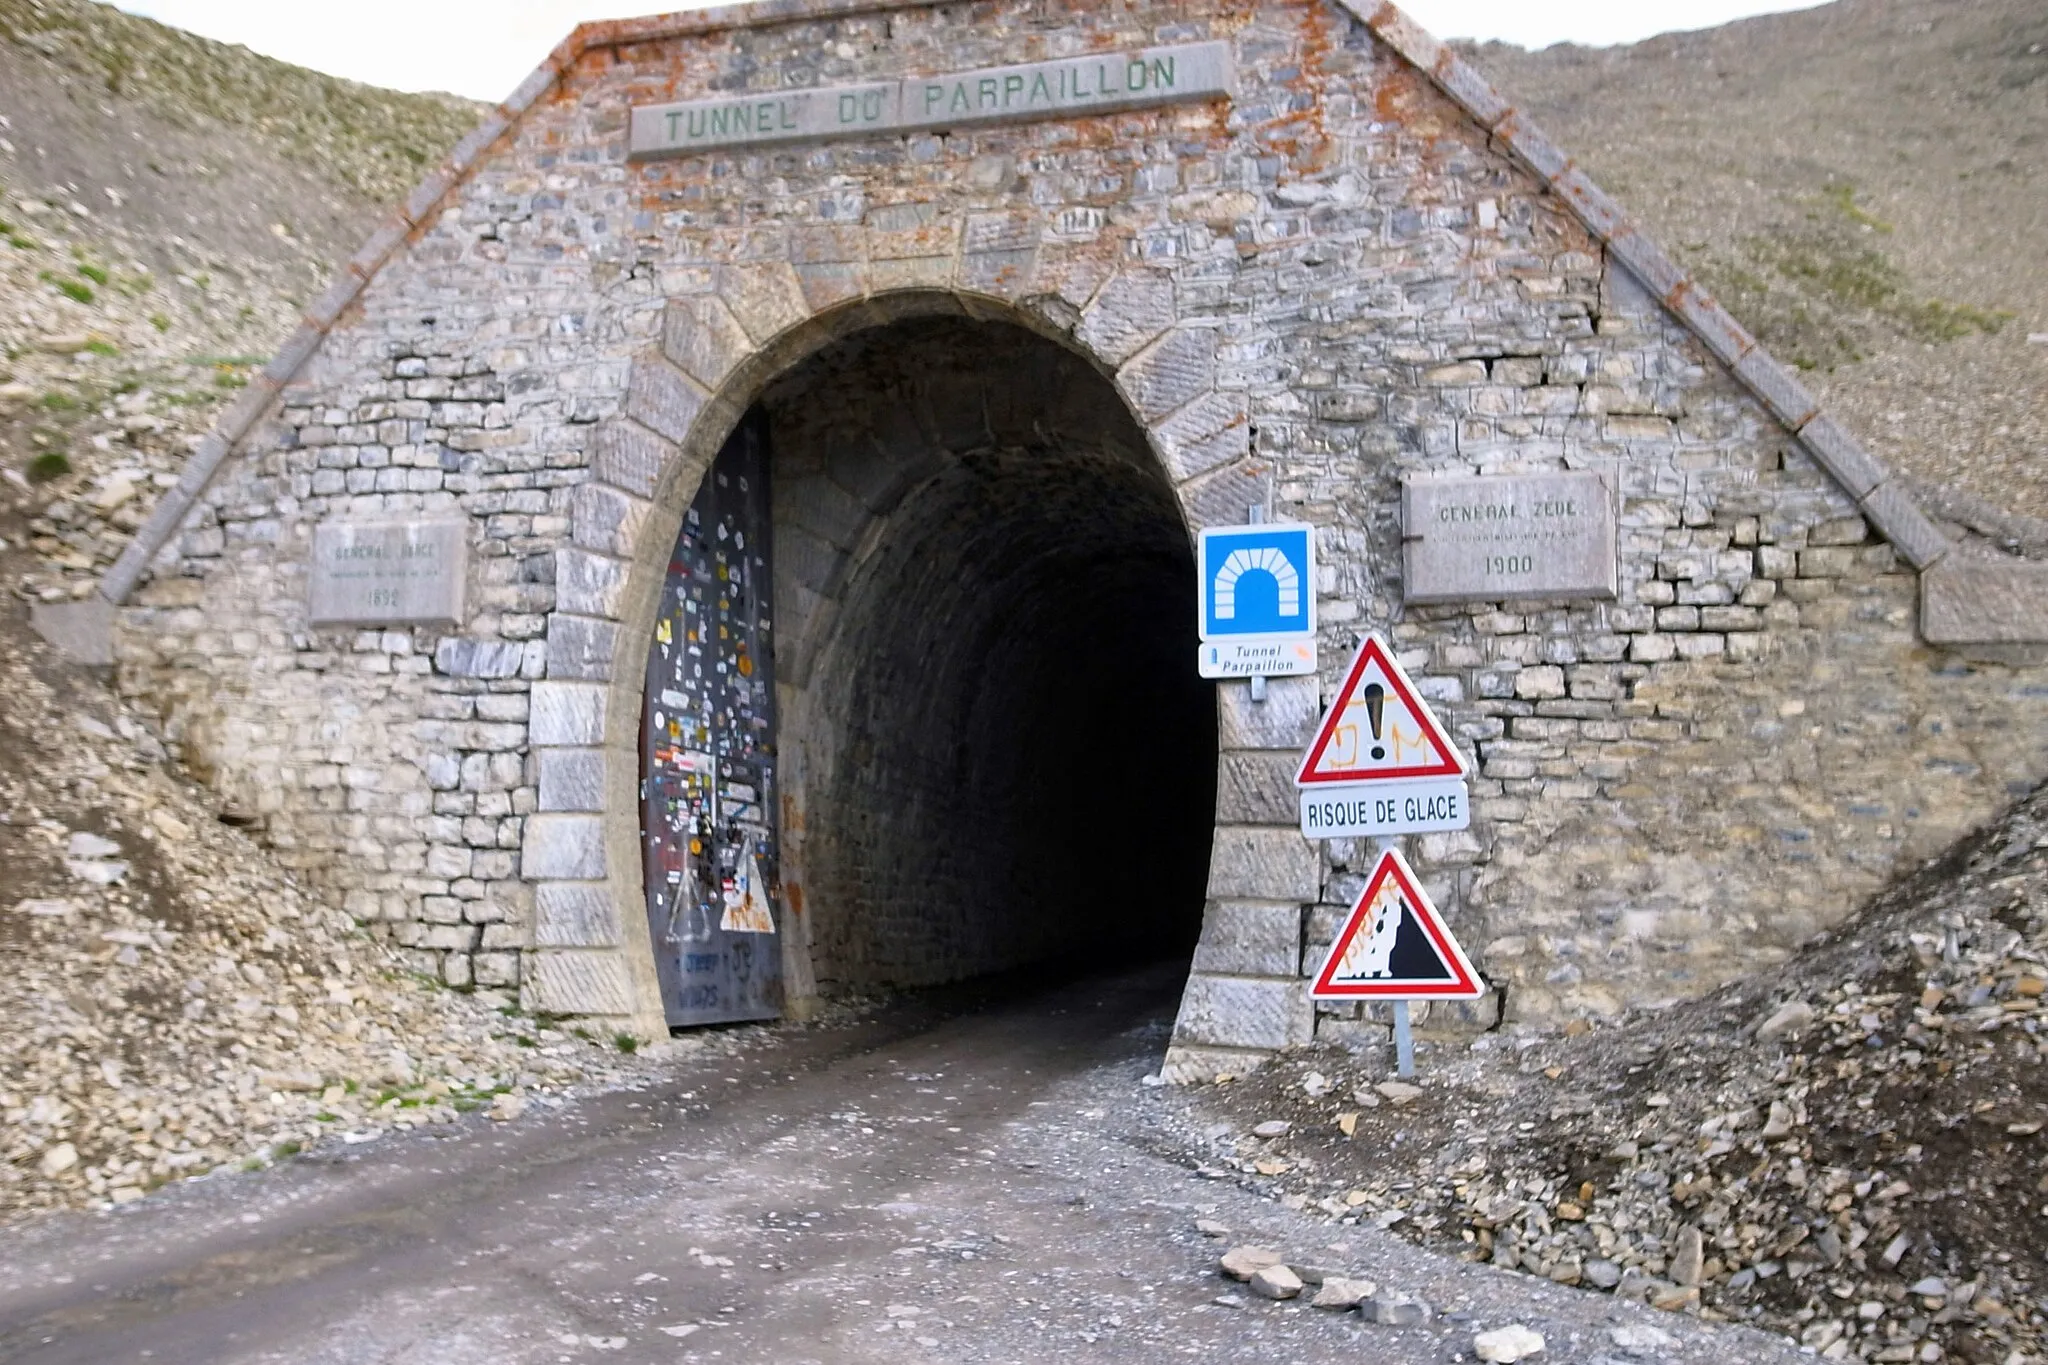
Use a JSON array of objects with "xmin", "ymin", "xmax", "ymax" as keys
[{"xmin": 760, "ymin": 314, "xmax": 1219, "ymax": 993}]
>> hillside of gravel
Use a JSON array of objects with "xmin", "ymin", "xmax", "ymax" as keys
[
  {"xmin": 1463, "ymin": 0, "xmax": 2048, "ymax": 536},
  {"xmin": 1171, "ymin": 780, "xmax": 2048, "ymax": 1363},
  {"xmin": 0, "ymin": 0, "xmax": 482, "ymax": 606},
  {"xmin": 0, "ymin": 566, "xmax": 708, "ymax": 1225}
]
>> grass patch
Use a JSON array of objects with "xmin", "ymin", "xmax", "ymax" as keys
[
  {"xmin": 75, "ymin": 263, "xmax": 109, "ymax": 286},
  {"xmin": 39, "ymin": 271, "xmax": 94, "ymax": 304},
  {"xmin": 39, "ymin": 391, "xmax": 78, "ymax": 411},
  {"xmin": 27, "ymin": 452, "xmax": 71, "ymax": 483},
  {"xmin": 83, "ymin": 339, "xmax": 118, "ymax": 358},
  {"xmin": 149, "ymin": 313, "xmax": 172, "ymax": 332},
  {"xmin": 273, "ymin": 1140, "xmax": 302, "ymax": 1158},
  {"xmin": 614, "ymin": 1033, "xmax": 640, "ymax": 1055}
]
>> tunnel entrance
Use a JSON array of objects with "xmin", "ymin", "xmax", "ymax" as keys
[{"xmin": 755, "ymin": 314, "xmax": 1219, "ymax": 1002}]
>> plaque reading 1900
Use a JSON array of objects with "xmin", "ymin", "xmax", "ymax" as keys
[
  {"xmin": 308, "ymin": 520, "xmax": 468, "ymax": 627},
  {"xmin": 1402, "ymin": 470, "xmax": 1617, "ymax": 603}
]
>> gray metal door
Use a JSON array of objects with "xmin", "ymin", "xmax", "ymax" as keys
[{"xmin": 639, "ymin": 412, "xmax": 783, "ymax": 1026}]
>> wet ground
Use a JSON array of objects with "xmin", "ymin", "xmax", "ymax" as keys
[{"xmin": 0, "ymin": 965, "xmax": 1806, "ymax": 1363}]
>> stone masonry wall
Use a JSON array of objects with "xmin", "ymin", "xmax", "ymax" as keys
[{"xmin": 108, "ymin": 0, "xmax": 2048, "ymax": 1047}]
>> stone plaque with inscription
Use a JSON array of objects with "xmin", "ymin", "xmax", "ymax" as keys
[
  {"xmin": 1402, "ymin": 470, "xmax": 1617, "ymax": 603},
  {"xmin": 628, "ymin": 41, "xmax": 1232, "ymax": 159},
  {"xmin": 308, "ymin": 520, "xmax": 468, "ymax": 627}
]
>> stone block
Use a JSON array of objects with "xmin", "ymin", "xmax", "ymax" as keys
[
  {"xmin": 529, "ymin": 681, "xmax": 605, "ymax": 746},
  {"xmin": 570, "ymin": 482, "xmax": 653, "ymax": 559},
  {"xmin": 1206, "ymin": 827, "xmax": 1319, "ymax": 902},
  {"xmin": 622, "ymin": 354, "xmax": 707, "ymax": 447},
  {"xmin": 1214, "ymin": 750, "xmax": 1298, "ymax": 824},
  {"xmin": 1551, "ymin": 166, "xmax": 1627, "ymax": 241},
  {"xmin": 1075, "ymin": 269, "xmax": 1176, "ymax": 368},
  {"xmin": 1605, "ymin": 228, "xmax": 1687, "ymax": 302},
  {"xmin": 592, "ymin": 418, "xmax": 674, "ymax": 499},
  {"xmin": 662, "ymin": 295, "xmax": 754, "ymax": 391},
  {"xmin": 1795, "ymin": 413, "xmax": 1886, "ymax": 500},
  {"xmin": 1669, "ymin": 284, "xmax": 1755, "ymax": 368},
  {"xmin": 1491, "ymin": 110, "xmax": 1569, "ymax": 183},
  {"xmin": 525, "ymin": 948, "xmax": 636, "ymax": 1016},
  {"xmin": 546, "ymin": 613, "xmax": 619, "ymax": 681},
  {"xmin": 1117, "ymin": 326, "xmax": 1215, "ymax": 422},
  {"xmin": 520, "ymin": 813, "xmax": 606, "ymax": 881},
  {"xmin": 1433, "ymin": 54, "xmax": 1511, "ymax": 127},
  {"xmin": 1190, "ymin": 902, "xmax": 1302, "ymax": 977},
  {"xmin": 434, "ymin": 636, "xmax": 525, "ymax": 678},
  {"xmin": 1172, "ymin": 973, "xmax": 1312, "ymax": 1051},
  {"xmin": 538, "ymin": 746, "xmax": 607, "ymax": 812},
  {"xmin": 1732, "ymin": 346, "xmax": 1820, "ymax": 430},
  {"xmin": 1922, "ymin": 556, "xmax": 2048, "ymax": 645},
  {"xmin": 554, "ymin": 548, "xmax": 629, "ymax": 619},
  {"xmin": 1217, "ymin": 675, "xmax": 1320, "ymax": 750},
  {"xmin": 1858, "ymin": 480, "xmax": 1950, "ymax": 570},
  {"xmin": 1152, "ymin": 391, "xmax": 1249, "ymax": 483},
  {"xmin": 716, "ymin": 262, "xmax": 810, "ymax": 344},
  {"xmin": 30, "ymin": 597, "xmax": 114, "ymax": 666},
  {"xmin": 533, "ymin": 882, "xmax": 623, "ymax": 946}
]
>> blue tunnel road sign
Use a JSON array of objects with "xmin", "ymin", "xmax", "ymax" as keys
[{"xmin": 1196, "ymin": 522, "xmax": 1317, "ymax": 679}]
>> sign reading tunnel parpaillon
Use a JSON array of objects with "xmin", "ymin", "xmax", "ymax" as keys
[{"xmin": 627, "ymin": 41, "xmax": 1234, "ymax": 158}]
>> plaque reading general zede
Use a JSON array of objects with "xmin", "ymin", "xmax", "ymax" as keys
[
  {"xmin": 308, "ymin": 520, "xmax": 468, "ymax": 626},
  {"xmin": 1403, "ymin": 471, "xmax": 1617, "ymax": 603},
  {"xmin": 628, "ymin": 41, "xmax": 1232, "ymax": 159}
]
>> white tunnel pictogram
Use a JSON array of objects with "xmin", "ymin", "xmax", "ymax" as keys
[{"xmin": 1212, "ymin": 547, "xmax": 1301, "ymax": 620}]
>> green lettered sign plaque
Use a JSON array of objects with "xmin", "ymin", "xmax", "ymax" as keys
[{"xmin": 628, "ymin": 41, "xmax": 1232, "ymax": 159}]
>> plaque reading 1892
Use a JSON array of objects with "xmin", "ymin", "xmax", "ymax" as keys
[
  {"xmin": 308, "ymin": 520, "xmax": 468, "ymax": 627},
  {"xmin": 1402, "ymin": 470, "xmax": 1617, "ymax": 603}
]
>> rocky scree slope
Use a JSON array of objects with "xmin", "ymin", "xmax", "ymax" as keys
[
  {"xmin": 1172, "ymin": 779, "xmax": 2048, "ymax": 1364},
  {"xmin": 0, "ymin": 594, "xmax": 696, "ymax": 1226},
  {"xmin": 1466, "ymin": 0, "xmax": 2048, "ymax": 543},
  {"xmin": 0, "ymin": 0, "xmax": 481, "ymax": 607},
  {"xmin": 0, "ymin": 1, "xmax": 658, "ymax": 1230}
]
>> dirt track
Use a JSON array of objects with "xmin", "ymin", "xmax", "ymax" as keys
[{"xmin": 0, "ymin": 966, "xmax": 1804, "ymax": 1364}]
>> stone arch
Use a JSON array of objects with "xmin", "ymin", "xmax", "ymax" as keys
[{"xmin": 520, "ymin": 275, "xmax": 1263, "ymax": 1035}]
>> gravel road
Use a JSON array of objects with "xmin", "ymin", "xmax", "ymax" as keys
[{"xmin": 0, "ymin": 965, "xmax": 1806, "ymax": 1364}]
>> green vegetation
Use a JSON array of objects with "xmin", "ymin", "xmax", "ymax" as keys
[
  {"xmin": 613, "ymin": 1033, "xmax": 640, "ymax": 1055},
  {"xmin": 38, "ymin": 270, "xmax": 94, "ymax": 304},
  {"xmin": 83, "ymin": 339, "xmax": 117, "ymax": 357},
  {"xmin": 149, "ymin": 313, "xmax": 171, "ymax": 332},
  {"xmin": 1697, "ymin": 182, "xmax": 2011, "ymax": 371},
  {"xmin": 39, "ymin": 390, "xmax": 78, "ymax": 411},
  {"xmin": 272, "ymin": 1139, "xmax": 302, "ymax": 1158},
  {"xmin": 27, "ymin": 452, "xmax": 72, "ymax": 482},
  {"xmin": 75, "ymin": 262, "xmax": 109, "ymax": 286}
]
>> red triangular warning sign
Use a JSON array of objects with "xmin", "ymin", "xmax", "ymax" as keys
[
  {"xmin": 1296, "ymin": 635, "xmax": 1466, "ymax": 786},
  {"xmin": 1311, "ymin": 848, "xmax": 1482, "ymax": 1000}
]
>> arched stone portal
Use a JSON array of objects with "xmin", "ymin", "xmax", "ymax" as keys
[{"xmin": 527, "ymin": 291, "xmax": 1234, "ymax": 1035}]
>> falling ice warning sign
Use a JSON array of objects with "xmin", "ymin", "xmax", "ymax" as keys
[{"xmin": 1310, "ymin": 847, "xmax": 1482, "ymax": 1000}]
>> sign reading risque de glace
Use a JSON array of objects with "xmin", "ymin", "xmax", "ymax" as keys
[
  {"xmin": 628, "ymin": 41, "xmax": 1232, "ymax": 159},
  {"xmin": 308, "ymin": 520, "xmax": 468, "ymax": 627},
  {"xmin": 1402, "ymin": 470, "xmax": 1618, "ymax": 602}
]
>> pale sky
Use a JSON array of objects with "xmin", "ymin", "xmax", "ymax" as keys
[{"xmin": 112, "ymin": 0, "xmax": 1831, "ymax": 103}]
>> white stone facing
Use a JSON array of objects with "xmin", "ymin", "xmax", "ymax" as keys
[
  {"xmin": 308, "ymin": 519, "xmax": 468, "ymax": 627},
  {"xmin": 629, "ymin": 41, "xmax": 1232, "ymax": 158},
  {"xmin": 1402, "ymin": 470, "xmax": 1617, "ymax": 602}
]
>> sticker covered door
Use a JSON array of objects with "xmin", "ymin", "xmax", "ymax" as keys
[{"xmin": 639, "ymin": 412, "xmax": 783, "ymax": 1025}]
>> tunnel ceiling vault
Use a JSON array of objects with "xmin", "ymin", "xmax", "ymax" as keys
[{"xmin": 761, "ymin": 316, "xmax": 1219, "ymax": 994}]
